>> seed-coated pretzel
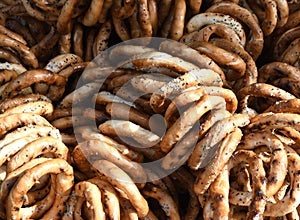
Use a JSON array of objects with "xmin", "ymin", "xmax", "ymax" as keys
[
  {"xmin": 6, "ymin": 158, "xmax": 74, "ymax": 220},
  {"xmin": 92, "ymin": 159, "xmax": 149, "ymax": 218}
]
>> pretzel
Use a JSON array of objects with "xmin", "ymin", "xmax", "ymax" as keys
[
  {"xmin": 194, "ymin": 127, "xmax": 242, "ymax": 195},
  {"xmin": 258, "ymin": 61, "xmax": 300, "ymax": 83},
  {"xmin": 142, "ymin": 184, "xmax": 180, "ymax": 220},
  {"xmin": 279, "ymin": 38, "xmax": 300, "ymax": 66},
  {"xmin": 93, "ymin": 20, "xmax": 112, "ymax": 57},
  {"xmin": 93, "ymin": 159, "xmax": 149, "ymax": 218},
  {"xmin": 106, "ymin": 102, "xmax": 150, "ymax": 129},
  {"xmin": 263, "ymin": 146, "xmax": 300, "ymax": 217},
  {"xmin": 45, "ymin": 53, "xmax": 83, "ymax": 73},
  {"xmin": 74, "ymin": 139, "xmax": 147, "ymax": 184},
  {"xmin": 186, "ymin": 12, "xmax": 246, "ymax": 49},
  {"xmin": 99, "ymin": 0, "xmax": 112, "ymax": 23},
  {"xmin": 1, "ymin": 69, "xmax": 66, "ymax": 101},
  {"xmin": 0, "ymin": 48, "xmax": 22, "ymax": 64},
  {"xmin": 229, "ymin": 150, "xmax": 267, "ymax": 219},
  {"xmin": 76, "ymin": 125, "xmax": 144, "ymax": 162},
  {"xmin": 59, "ymin": 32, "xmax": 72, "ymax": 54},
  {"xmin": 58, "ymin": 82, "xmax": 100, "ymax": 109},
  {"xmin": 51, "ymin": 115, "xmax": 91, "ymax": 130},
  {"xmin": 81, "ymin": 0, "xmax": 104, "ymax": 26},
  {"xmin": 6, "ymin": 136, "xmax": 68, "ymax": 173},
  {"xmin": 6, "ymin": 158, "xmax": 73, "ymax": 220},
  {"xmin": 107, "ymin": 72, "xmax": 140, "ymax": 91},
  {"xmin": 88, "ymin": 177, "xmax": 121, "ymax": 220},
  {"xmin": 0, "ymin": 62, "xmax": 26, "ymax": 75},
  {"xmin": 150, "ymin": 69, "xmax": 222, "ymax": 113},
  {"xmin": 159, "ymin": 40, "xmax": 226, "ymax": 82},
  {"xmin": 160, "ymin": 4, "xmax": 174, "ymax": 38},
  {"xmin": 189, "ymin": 113, "xmax": 250, "ymax": 170},
  {"xmin": 264, "ymin": 98, "xmax": 300, "ymax": 113},
  {"xmin": 161, "ymin": 95, "xmax": 226, "ymax": 153},
  {"xmin": 56, "ymin": 0, "xmax": 79, "ymax": 34},
  {"xmin": 99, "ymin": 120, "xmax": 160, "ymax": 147},
  {"xmin": 193, "ymin": 41, "xmax": 247, "ymax": 80},
  {"xmin": 273, "ymin": 77, "xmax": 300, "ymax": 97},
  {"xmin": 129, "ymin": 7, "xmax": 143, "ymax": 38},
  {"xmin": 119, "ymin": 196, "xmax": 139, "ymax": 220},
  {"xmin": 169, "ymin": 0, "xmax": 186, "ymax": 40},
  {"xmin": 239, "ymin": 131, "xmax": 288, "ymax": 198},
  {"xmin": 246, "ymin": 112, "xmax": 300, "ymax": 132},
  {"xmin": 0, "ymin": 24, "xmax": 26, "ymax": 44},
  {"xmin": 206, "ymin": 2, "xmax": 264, "ymax": 60},
  {"xmin": 71, "ymin": 22, "xmax": 84, "ymax": 59},
  {"xmin": 0, "ymin": 33, "xmax": 38, "ymax": 68},
  {"xmin": 137, "ymin": 0, "xmax": 153, "ymax": 37},
  {"xmin": 73, "ymin": 181, "xmax": 105, "ymax": 219},
  {"xmin": 147, "ymin": 0, "xmax": 158, "ymax": 35},
  {"xmin": 157, "ymin": 0, "xmax": 172, "ymax": 27},
  {"xmin": 112, "ymin": 15, "xmax": 131, "ymax": 41}
]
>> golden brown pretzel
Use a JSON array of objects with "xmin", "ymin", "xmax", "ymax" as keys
[
  {"xmin": 264, "ymin": 98, "xmax": 300, "ymax": 113},
  {"xmin": 0, "ymin": 113, "xmax": 52, "ymax": 137},
  {"xmin": 129, "ymin": 6, "xmax": 143, "ymax": 38},
  {"xmin": 0, "ymin": 24, "xmax": 26, "ymax": 44},
  {"xmin": 194, "ymin": 127, "xmax": 242, "ymax": 195},
  {"xmin": 273, "ymin": 77, "xmax": 300, "ymax": 98},
  {"xmin": 82, "ymin": 0, "xmax": 104, "ymax": 26},
  {"xmin": 0, "ymin": 63, "xmax": 26, "ymax": 74},
  {"xmin": 59, "ymin": 32, "xmax": 72, "ymax": 54},
  {"xmin": 0, "ymin": 48, "xmax": 21, "ymax": 64},
  {"xmin": 0, "ymin": 70, "xmax": 18, "ymax": 86},
  {"xmin": 99, "ymin": 0, "xmax": 113, "ymax": 23},
  {"xmin": 1, "ymin": 69, "xmax": 66, "ymax": 101},
  {"xmin": 169, "ymin": 0, "xmax": 186, "ymax": 40},
  {"xmin": 148, "ymin": 0, "xmax": 158, "ymax": 35},
  {"xmin": 88, "ymin": 177, "xmax": 121, "ymax": 220},
  {"xmin": 160, "ymin": 95, "xmax": 226, "ymax": 153},
  {"xmin": 279, "ymin": 38, "xmax": 300, "ymax": 66},
  {"xmin": 206, "ymin": 2, "xmax": 264, "ymax": 60},
  {"xmin": 159, "ymin": 40, "xmax": 226, "ymax": 82},
  {"xmin": 93, "ymin": 160, "xmax": 149, "ymax": 218},
  {"xmin": 74, "ymin": 139, "xmax": 147, "ymax": 184},
  {"xmin": 6, "ymin": 136, "xmax": 68, "ymax": 173},
  {"xmin": 189, "ymin": 113, "xmax": 250, "ymax": 170},
  {"xmin": 93, "ymin": 20, "xmax": 112, "ymax": 57},
  {"xmin": 0, "ymin": 33, "xmax": 38, "ymax": 68},
  {"xmin": 137, "ymin": 0, "xmax": 153, "ymax": 37},
  {"xmin": 160, "ymin": 3, "xmax": 174, "ymax": 38},
  {"xmin": 45, "ymin": 53, "xmax": 83, "ymax": 73},
  {"xmin": 6, "ymin": 158, "xmax": 74, "ymax": 220},
  {"xmin": 56, "ymin": 0, "xmax": 80, "ymax": 34}
]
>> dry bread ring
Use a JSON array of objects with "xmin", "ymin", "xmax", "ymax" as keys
[
  {"xmin": 45, "ymin": 53, "xmax": 83, "ymax": 73},
  {"xmin": 0, "ymin": 63, "xmax": 26, "ymax": 75},
  {"xmin": 81, "ymin": 0, "xmax": 104, "ymax": 26},
  {"xmin": 0, "ymin": 48, "xmax": 22, "ymax": 64},
  {"xmin": 160, "ymin": 95, "xmax": 226, "ymax": 153},
  {"xmin": 193, "ymin": 127, "xmax": 242, "ymax": 195},
  {"xmin": 6, "ymin": 158, "xmax": 74, "ymax": 220},
  {"xmin": 138, "ymin": 0, "xmax": 153, "ymax": 37},
  {"xmin": 142, "ymin": 184, "xmax": 180, "ymax": 220},
  {"xmin": 0, "ymin": 24, "xmax": 26, "ymax": 45},
  {"xmin": 112, "ymin": 15, "xmax": 131, "ymax": 41},
  {"xmin": 92, "ymin": 159, "xmax": 149, "ymax": 218},
  {"xmin": 169, "ymin": 0, "xmax": 186, "ymax": 40},
  {"xmin": 188, "ymin": 113, "xmax": 250, "ymax": 170},
  {"xmin": 99, "ymin": 120, "xmax": 160, "ymax": 147},
  {"xmin": 1, "ymin": 69, "xmax": 66, "ymax": 101},
  {"xmin": 0, "ymin": 113, "xmax": 52, "ymax": 137},
  {"xmin": 6, "ymin": 136, "xmax": 68, "ymax": 173},
  {"xmin": 273, "ymin": 77, "xmax": 300, "ymax": 98},
  {"xmin": 74, "ymin": 139, "xmax": 147, "ymax": 184},
  {"xmin": 87, "ymin": 177, "xmax": 121, "ymax": 220},
  {"xmin": 0, "ymin": 70, "xmax": 18, "ymax": 86},
  {"xmin": 264, "ymin": 98, "xmax": 300, "ymax": 113}
]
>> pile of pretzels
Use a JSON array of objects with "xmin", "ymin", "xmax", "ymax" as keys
[{"xmin": 1, "ymin": 0, "xmax": 300, "ymax": 219}]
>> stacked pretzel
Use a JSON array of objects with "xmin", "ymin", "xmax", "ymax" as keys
[{"xmin": 1, "ymin": 0, "xmax": 300, "ymax": 219}]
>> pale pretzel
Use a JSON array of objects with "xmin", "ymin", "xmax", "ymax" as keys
[
  {"xmin": 74, "ymin": 139, "xmax": 147, "ymax": 184},
  {"xmin": 194, "ymin": 127, "xmax": 242, "ymax": 195},
  {"xmin": 263, "ymin": 146, "xmax": 300, "ymax": 216},
  {"xmin": 0, "ymin": 33, "xmax": 38, "ymax": 68},
  {"xmin": 142, "ymin": 184, "xmax": 180, "ymax": 220},
  {"xmin": 58, "ymin": 82, "xmax": 100, "ymax": 109},
  {"xmin": 130, "ymin": 73, "xmax": 172, "ymax": 94},
  {"xmin": 206, "ymin": 2, "xmax": 264, "ymax": 60},
  {"xmin": 161, "ymin": 95, "xmax": 226, "ymax": 153},
  {"xmin": 1, "ymin": 69, "xmax": 66, "ymax": 101},
  {"xmin": 73, "ymin": 181, "xmax": 105, "ymax": 220},
  {"xmin": 106, "ymin": 102, "xmax": 150, "ymax": 129},
  {"xmin": 45, "ymin": 53, "xmax": 83, "ymax": 73},
  {"xmin": 76, "ymin": 125, "xmax": 144, "ymax": 162},
  {"xmin": 93, "ymin": 160, "xmax": 149, "ymax": 218},
  {"xmin": 150, "ymin": 69, "xmax": 222, "ymax": 113},
  {"xmin": 1, "ymin": 100, "xmax": 53, "ymax": 117},
  {"xmin": 6, "ymin": 158, "xmax": 74, "ymax": 220},
  {"xmin": 189, "ymin": 113, "xmax": 250, "ymax": 170},
  {"xmin": 0, "ymin": 113, "xmax": 52, "ymax": 137},
  {"xmin": 6, "ymin": 136, "xmax": 68, "ymax": 173},
  {"xmin": 99, "ymin": 120, "xmax": 160, "ymax": 147},
  {"xmin": 169, "ymin": 0, "xmax": 185, "ymax": 40},
  {"xmin": 88, "ymin": 177, "xmax": 121, "ymax": 220},
  {"xmin": 186, "ymin": 12, "xmax": 246, "ymax": 49},
  {"xmin": 93, "ymin": 20, "xmax": 112, "ymax": 57},
  {"xmin": 159, "ymin": 40, "xmax": 226, "ymax": 82},
  {"xmin": 0, "ymin": 62, "xmax": 26, "ymax": 75}
]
